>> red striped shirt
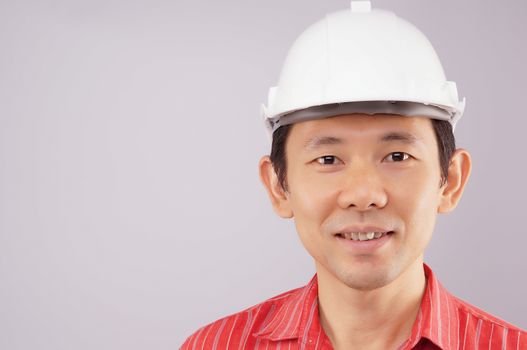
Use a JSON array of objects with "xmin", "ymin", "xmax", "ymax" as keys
[{"xmin": 180, "ymin": 263, "xmax": 526, "ymax": 349}]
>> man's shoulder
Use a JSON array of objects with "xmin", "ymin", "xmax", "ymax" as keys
[
  {"xmin": 448, "ymin": 291, "xmax": 527, "ymax": 336},
  {"xmin": 426, "ymin": 262, "xmax": 526, "ymax": 345},
  {"xmin": 179, "ymin": 285, "xmax": 304, "ymax": 349}
]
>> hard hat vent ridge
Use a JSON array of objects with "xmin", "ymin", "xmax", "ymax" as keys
[{"xmin": 351, "ymin": 1, "xmax": 372, "ymax": 13}]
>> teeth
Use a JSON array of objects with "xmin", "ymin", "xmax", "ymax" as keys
[
  {"xmin": 340, "ymin": 232, "xmax": 387, "ymax": 241},
  {"xmin": 359, "ymin": 232, "xmax": 370, "ymax": 241}
]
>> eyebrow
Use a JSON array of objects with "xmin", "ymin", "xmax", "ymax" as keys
[{"xmin": 303, "ymin": 131, "xmax": 421, "ymax": 151}]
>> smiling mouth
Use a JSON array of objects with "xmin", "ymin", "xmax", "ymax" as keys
[{"xmin": 335, "ymin": 231, "xmax": 395, "ymax": 241}]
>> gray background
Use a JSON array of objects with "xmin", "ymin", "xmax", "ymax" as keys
[{"xmin": 1, "ymin": 0, "xmax": 526, "ymax": 349}]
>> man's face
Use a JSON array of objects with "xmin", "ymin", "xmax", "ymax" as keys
[{"xmin": 283, "ymin": 114, "xmax": 444, "ymax": 291}]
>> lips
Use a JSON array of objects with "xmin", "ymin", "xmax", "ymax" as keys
[
  {"xmin": 334, "ymin": 225, "xmax": 395, "ymax": 236},
  {"xmin": 334, "ymin": 230, "xmax": 393, "ymax": 253},
  {"xmin": 336, "ymin": 231, "xmax": 393, "ymax": 241}
]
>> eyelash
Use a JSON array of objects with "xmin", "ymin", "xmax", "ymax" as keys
[{"xmin": 315, "ymin": 152, "xmax": 412, "ymax": 165}]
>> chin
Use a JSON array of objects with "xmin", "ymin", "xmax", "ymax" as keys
[{"xmin": 334, "ymin": 264, "xmax": 395, "ymax": 291}]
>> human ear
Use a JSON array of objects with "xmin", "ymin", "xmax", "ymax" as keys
[
  {"xmin": 437, "ymin": 148, "xmax": 472, "ymax": 213},
  {"xmin": 258, "ymin": 155, "xmax": 293, "ymax": 218}
]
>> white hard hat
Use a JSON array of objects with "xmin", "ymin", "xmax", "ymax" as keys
[{"xmin": 261, "ymin": 1, "xmax": 465, "ymax": 139}]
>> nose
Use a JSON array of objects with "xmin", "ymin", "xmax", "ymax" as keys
[{"xmin": 336, "ymin": 162, "xmax": 388, "ymax": 211}]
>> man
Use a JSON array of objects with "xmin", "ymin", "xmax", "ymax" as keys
[{"xmin": 181, "ymin": 2, "xmax": 526, "ymax": 349}]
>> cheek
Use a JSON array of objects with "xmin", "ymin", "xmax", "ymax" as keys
[
  {"xmin": 287, "ymin": 170, "xmax": 337, "ymax": 248},
  {"xmin": 388, "ymin": 165, "xmax": 440, "ymax": 238},
  {"xmin": 290, "ymin": 184, "xmax": 334, "ymax": 232}
]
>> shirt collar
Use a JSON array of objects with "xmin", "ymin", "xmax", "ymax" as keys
[
  {"xmin": 404, "ymin": 263, "xmax": 459, "ymax": 350},
  {"xmin": 252, "ymin": 274, "xmax": 318, "ymax": 341},
  {"xmin": 253, "ymin": 263, "xmax": 458, "ymax": 350}
]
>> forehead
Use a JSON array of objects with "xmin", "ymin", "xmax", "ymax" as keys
[{"xmin": 286, "ymin": 114, "xmax": 436, "ymax": 150}]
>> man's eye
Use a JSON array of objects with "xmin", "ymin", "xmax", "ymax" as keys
[
  {"xmin": 315, "ymin": 155, "xmax": 340, "ymax": 165},
  {"xmin": 385, "ymin": 152, "xmax": 411, "ymax": 162}
]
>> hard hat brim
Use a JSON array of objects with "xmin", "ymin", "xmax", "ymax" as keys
[{"xmin": 264, "ymin": 100, "xmax": 456, "ymax": 135}]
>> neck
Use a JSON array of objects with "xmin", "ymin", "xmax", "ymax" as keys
[{"xmin": 316, "ymin": 258, "xmax": 427, "ymax": 350}]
